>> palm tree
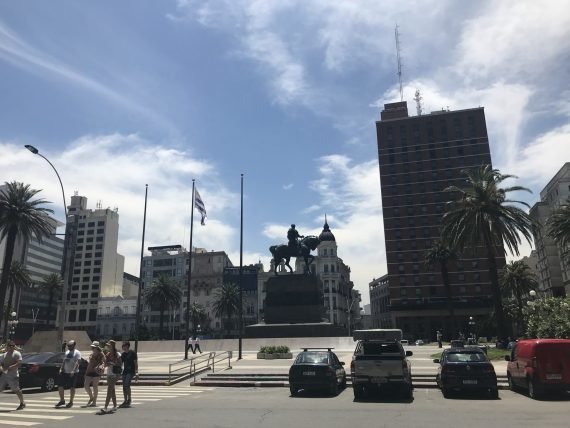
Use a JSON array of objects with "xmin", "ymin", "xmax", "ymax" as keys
[
  {"xmin": 0, "ymin": 182, "xmax": 53, "ymax": 330},
  {"xmin": 425, "ymin": 240, "xmax": 457, "ymax": 339},
  {"xmin": 143, "ymin": 275, "xmax": 182, "ymax": 339},
  {"xmin": 186, "ymin": 302, "xmax": 207, "ymax": 335},
  {"xmin": 500, "ymin": 260, "xmax": 538, "ymax": 329},
  {"xmin": 212, "ymin": 283, "xmax": 240, "ymax": 337},
  {"xmin": 3, "ymin": 262, "xmax": 31, "ymax": 339},
  {"xmin": 547, "ymin": 198, "xmax": 570, "ymax": 263},
  {"xmin": 441, "ymin": 165, "xmax": 534, "ymax": 340},
  {"xmin": 39, "ymin": 273, "xmax": 63, "ymax": 327}
]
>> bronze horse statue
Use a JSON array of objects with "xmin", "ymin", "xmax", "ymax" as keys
[{"xmin": 269, "ymin": 235, "xmax": 321, "ymax": 275}]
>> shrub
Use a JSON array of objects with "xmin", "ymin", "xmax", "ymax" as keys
[{"xmin": 259, "ymin": 345, "xmax": 289, "ymax": 354}]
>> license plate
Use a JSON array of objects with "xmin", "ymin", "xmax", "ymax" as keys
[
  {"xmin": 303, "ymin": 371, "xmax": 316, "ymax": 376},
  {"xmin": 463, "ymin": 380, "xmax": 478, "ymax": 385},
  {"xmin": 546, "ymin": 374, "xmax": 562, "ymax": 380},
  {"xmin": 372, "ymin": 377, "xmax": 388, "ymax": 384}
]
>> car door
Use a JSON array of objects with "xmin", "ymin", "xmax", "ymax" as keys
[
  {"xmin": 509, "ymin": 345, "xmax": 523, "ymax": 386},
  {"xmin": 331, "ymin": 352, "xmax": 345, "ymax": 384}
]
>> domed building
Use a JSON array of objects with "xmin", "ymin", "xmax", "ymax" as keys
[{"xmin": 294, "ymin": 217, "xmax": 362, "ymax": 331}]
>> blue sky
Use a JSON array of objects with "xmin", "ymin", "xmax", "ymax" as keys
[{"xmin": 1, "ymin": 0, "xmax": 570, "ymax": 304}]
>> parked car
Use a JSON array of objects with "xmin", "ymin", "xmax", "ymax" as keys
[
  {"xmin": 351, "ymin": 329, "xmax": 413, "ymax": 399},
  {"xmin": 434, "ymin": 348, "xmax": 498, "ymax": 398},
  {"xmin": 18, "ymin": 352, "xmax": 88, "ymax": 392},
  {"xmin": 415, "ymin": 340, "xmax": 424, "ymax": 346},
  {"xmin": 505, "ymin": 339, "xmax": 570, "ymax": 399},
  {"xmin": 400, "ymin": 340, "xmax": 409, "ymax": 345},
  {"xmin": 289, "ymin": 348, "xmax": 346, "ymax": 396}
]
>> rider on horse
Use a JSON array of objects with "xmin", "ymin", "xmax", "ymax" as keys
[{"xmin": 287, "ymin": 224, "xmax": 304, "ymax": 255}]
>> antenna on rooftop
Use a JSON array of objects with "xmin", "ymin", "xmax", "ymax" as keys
[
  {"xmin": 395, "ymin": 25, "xmax": 404, "ymax": 102},
  {"xmin": 413, "ymin": 89, "xmax": 422, "ymax": 116},
  {"xmin": 96, "ymin": 200, "xmax": 102, "ymax": 209}
]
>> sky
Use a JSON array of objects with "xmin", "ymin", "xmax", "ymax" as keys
[{"xmin": 1, "ymin": 0, "xmax": 570, "ymax": 305}]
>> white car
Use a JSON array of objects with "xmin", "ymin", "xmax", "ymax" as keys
[{"xmin": 415, "ymin": 340, "xmax": 424, "ymax": 346}]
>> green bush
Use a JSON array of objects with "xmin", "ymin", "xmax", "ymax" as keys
[
  {"xmin": 525, "ymin": 297, "xmax": 570, "ymax": 338},
  {"xmin": 259, "ymin": 345, "xmax": 290, "ymax": 354}
]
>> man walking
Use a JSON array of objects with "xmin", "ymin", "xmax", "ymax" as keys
[
  {"xmin": 0, "ymin": 340, "xmax": 26, "ymax": 410},
  {"xmin": 191, "ymin": 335, "xmax": 202, "ymax": 354},
  {"xmin": 55, "ymin": 339, "xmax": 81, "ymax": 408},
  {"xmin": 119, "ymin": 341, "xmax": 138, "ymax": 408}
]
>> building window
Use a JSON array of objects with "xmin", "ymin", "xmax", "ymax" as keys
[
  {"xmin": 324, "ymin": 264, "xmax": 329, "ymax": 273},
  {"xmin": 323, "ymin": 248, "xmax": 328, "ymax": 256},
  {"xmin": 398, "ymin": 265, "xmax": 405, "ymax": 273}
]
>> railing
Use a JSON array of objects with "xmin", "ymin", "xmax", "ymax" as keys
[{"xmin": 168, "ymin": 351, "xmax": 233, "ymax": 384}]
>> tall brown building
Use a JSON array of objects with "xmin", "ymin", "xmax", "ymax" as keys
[{"xmin": 375, "ymin": 101, "xmax": 505, "ymax": 340}]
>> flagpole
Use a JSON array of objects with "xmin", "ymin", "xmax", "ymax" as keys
[
  {"xmin": 134, "ymin": 184, "xmax": 148, "ymax": 354},
  {"xmin": 184, "ymin": 180, "xmax": 196, "ymax": 360},
  {"xmin": 238, "ymin": 174, "xmax": 244, "ymax": 360}
]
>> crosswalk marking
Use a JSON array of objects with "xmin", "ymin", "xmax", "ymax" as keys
[{"xmin": 0, "ymin": 386, "xmax": 215, "ymax": 427}]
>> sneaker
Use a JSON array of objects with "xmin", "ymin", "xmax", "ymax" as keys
[
  {"xmin": 65, "ymin": 402, "xmax": 73, "ymax": 408},
  {"xmin": 55, "ymin": 400, "xmax": 65, "ymax": 408},
  {"xmin": 16, "ymin": 403, "xmax": 25, "ymax": 411},
  {"xmin": 88, "ymin": 402, "xmax": 97, "ymax": 407},
  {"xmin": 97, "ymin": 408, "xmax": 107, "ymax": 415},
  {"xmin": 118, "ymin": 401, "xmax": 127, "ymax": 408},
  {"xmin": 111, "ymin": 406, "xmax": 117, "ymax": 412}
]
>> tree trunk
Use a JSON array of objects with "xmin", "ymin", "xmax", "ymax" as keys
[
  {"xmin": 47, "ymin": 289, "xmax": 54, "ymax": 327},
  {"xmin": 0, "ymin": 227, "xmax": 17, "ymax": 336},
  {"xmin": 159, "ymin": 305, "xmax": 165, "ymax": 340},
  {"xmin": 441, "ymin": 262, "xmax": 456, "ymax": 341},
  {"xmin": 483, "ymin": 233, "xmax": 508, "ymax": 341}
]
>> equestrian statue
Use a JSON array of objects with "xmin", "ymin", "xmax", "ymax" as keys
[{"xmin": 269, "ymin": 224, "xmax": 321, "ymax": 275}]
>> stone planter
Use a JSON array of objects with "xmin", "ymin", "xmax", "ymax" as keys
[{"xmin": 257, "ymin": 352, "xmax": 293, "ymax": 359}]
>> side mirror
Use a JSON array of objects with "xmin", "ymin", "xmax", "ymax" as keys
[
  {"xmin": 340, "ymin": 361, "xmax": 345, "ymax": 366},
  {"xmin": 433, "ymin": 359, "xmax": 440, "ymax": 364},
  {"xmin": 406, "ymin": 351, "xmax": 413, "ymax": 357},
  {"xmin": 504, "ymin": 355, "xmax": 511, "ymax": 362}
]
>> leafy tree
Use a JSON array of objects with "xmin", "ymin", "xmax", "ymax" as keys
[
  {"xmin": 525, "ymin": 297, "xmax": 570, "ymax": 338},
  {"xmin": 0, "ymin": 182, "xmax": 53, "ymax": 330},
  {"xmin": 39, "ymin": 273, "xmax": 63, "ymax": 327},
  {"xmin": 143, "ymin": 275, "xmax": 182, "ymax": 340},
  {"xmin": 547, "ymin": 198, "xmax": 570, "ymax": 263},
  {"xmin": 442, "ymin": 165, "xmax": 534, "ymax": 340},
  {"xmin": 500, "ymin": 260, "xmax": 538, "ymax": 333},
  {"xmin": 425, "ymin": 240, "xmax": 457, "ymax": 339},
  {"xmin": 212, "ymin": 283, "xmax": 240, "ymax": 336}
]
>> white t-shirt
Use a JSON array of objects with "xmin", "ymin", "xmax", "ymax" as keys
[
  {"xmin": 62, "ymin": 349, "xmax": 81, "ymax": 374},
  {"xmin": 1, "ymin": 350, "xmax": 22, "ymax": 378}
]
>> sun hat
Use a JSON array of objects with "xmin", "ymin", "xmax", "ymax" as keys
[{"xmin": 90, "ymin": 341, "xmax": 101, "ymax": 349}]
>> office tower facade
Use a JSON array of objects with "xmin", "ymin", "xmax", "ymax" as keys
[
  {"xmin": 369, "ymin": 274, "xmax": 391, "ymax": 328},
  {"xmin": 63, "ymin": 195, "xmax": 124, "ymax": 335},
  {"xmin": 530, "ymin": 162, "xmax": 570, "ymax": 297},
  {"xmin": 376, "ymin": 101, "xmax": 505, "ymax": 340}
]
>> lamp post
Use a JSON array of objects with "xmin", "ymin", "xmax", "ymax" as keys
[
  {"xmin": 24, "ymin": 145, "xmax": 71, "ymax": 351},
  {"xmin": 468, "ymin": 316, "xmax": 476, "ymax": 340},
  {"xmin": 7, "ymin": 311, "xmax": 19, "ymax": 340},
  {"xmin": 31, "ymin": 308, "xmax": 40, "ymax": 336}
]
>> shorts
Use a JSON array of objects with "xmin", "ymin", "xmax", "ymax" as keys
[
  {"xmin": 57, "ymin": 373, "xmax": 77, "ymax": 389},
  {"xmin": 106, "ymin": 374, "xmax": 120, "ymax": 382},
  {"xmin": 0, "ymin": 375, "xmax": 20, "ymax": 392}
]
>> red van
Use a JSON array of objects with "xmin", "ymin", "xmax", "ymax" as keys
[{"xmin": 505, "ymin": 339, "xmax": 570, "ymax": 399}]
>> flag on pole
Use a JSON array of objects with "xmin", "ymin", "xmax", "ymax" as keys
[{"xmin": 194, "ymin": 188, "xmax": 207, "ymax": 225}]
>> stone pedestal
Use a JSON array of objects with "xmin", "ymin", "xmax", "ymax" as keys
[{"xmin": 264, "ymin": 274, "xmax": 324, "ymax": 324}]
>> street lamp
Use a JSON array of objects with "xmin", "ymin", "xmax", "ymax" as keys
[
  {"xmin": 7, "ymin": 311, "xmax": 19, "ymax": 340},
  {"xmin": 468, "ymin": 316, "xmax": 476, "ymax": 340},
  {"xmin": 24, "ymin": 145, "xmax": 71, "ymax": 351}
]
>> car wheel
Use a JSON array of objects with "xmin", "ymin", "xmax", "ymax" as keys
[
  {"xmin": 341, "ymin": 376, "xmax": 347, "ymax": 389},
  {"xmin": 442, "ymin": 387, "xmax": 450, "ymax": 398},
  {"xmin": 402, "ymin": 384, "xmax": 413, "ymax": 400},
  {"xmin": 42, "ymin": 376, "xmax": 56, "ymax": 392},
  {"xmin": 507, "ymin": 373, "xmax": 517, "ymax": 392},
  {"xmin": 528, "ymin": 378, "xmax": 541, "ymax": 400},
  {"xmin": 489, "ymin": 388, "xmax": 499, "ymax": 399},
  {"xmin": 353, "ymin": 384, "xmax": 365, "ymax": 400},
  {"xmin": 329, "ymin": 380, "xmax": 339, "ymax": 396},
  {"xmin": 289, "ymin": 386, "xmax": 298, "ymax": 396}
]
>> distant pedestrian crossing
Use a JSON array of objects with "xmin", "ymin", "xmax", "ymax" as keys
[{"xmin": 0, "ymin": 385, "xmax": 215, "ymax": 426}]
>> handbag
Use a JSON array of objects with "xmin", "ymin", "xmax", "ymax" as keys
[
  {"xmin": 95, "ymin": 364, "xmax": 105, "ymax": 376},
  {"xmin": 112, "ymin": 365, "xmax": 122, "ymax": 375}
]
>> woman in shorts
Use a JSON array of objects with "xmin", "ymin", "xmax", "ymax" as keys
[
  {"xmin": 99, "ymin": 340, "xmax": 122, "ymax": 414},
  {"xmin": 84, "ymin": 341, "xmax": 105, "ymax": 407}
]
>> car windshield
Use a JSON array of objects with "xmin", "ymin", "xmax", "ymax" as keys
[
  {"xmin": 446, "ymin": 352, "xmax": 487, "ymax": 363},
  {"xmin": 296, "ymin": 352, "xmax": 329, "ymax": 364},
  {"xmin": 22, "ymin": 353, "xmax": 55, "ymax": 363}
]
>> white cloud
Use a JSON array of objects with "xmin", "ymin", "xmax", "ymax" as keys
[
  {"xmin": 0, "ymin": 135, "xmax": 239, "ymax": 275},
  {"xmin": 282, "ymin": 183, "xmax": 294, "ymax": 190}
]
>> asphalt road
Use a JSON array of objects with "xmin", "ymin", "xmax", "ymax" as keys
[{"xmin": 2, "ymin": 384, "xmax": 568, "ymax": 428}]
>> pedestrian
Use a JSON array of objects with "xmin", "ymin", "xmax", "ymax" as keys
[
  {"xmin": 0, "ymin": 340, "xmax": 26, "ymax": 410},
  {"xmin": 119, "ymin": 341, "xmax": 138, "ymax": 408},
  {"xmin": 436, "ymin": 330, "xmax": 443, "ymax": 348},
  {"xmin": 99, "ymin": 339, "xmax": 122, "ymax": 414},
  {"xmin": 191, "ymin": 334, "xmax": 202, "ymax": 354},
  {"xmin": 61, "ymin": 340, "xmax": 67, "ymax": 352},
  {"xmin": 84, "ymin": 341, "xmax": 105, "ymax": 407},
  {"xmin": 55, "ymin": 339, "xmax": 81, "ymax": 408}
]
